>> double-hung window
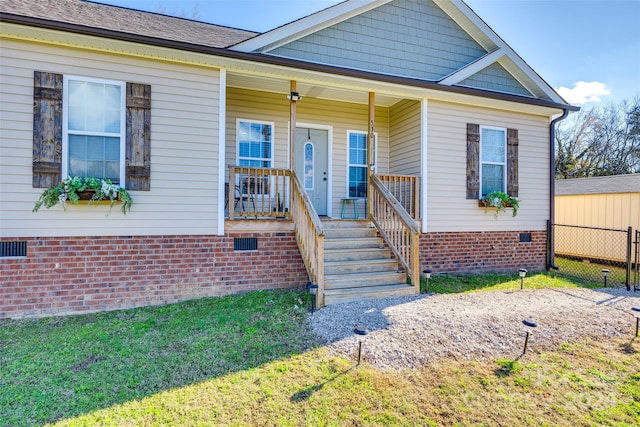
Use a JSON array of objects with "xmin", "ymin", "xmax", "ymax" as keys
[
  {"xmin": 348, "ymin": 131, "xmax": 368, "ymax": 198},
  {"xmin": 237, "ymin": 120, "xmax": 273, "ymax": 168},
  {"xmin": 63, "ymin": 76, "xmax": 126, "ymax": 185},
  {"xmin": 480, "ymin": 126, "xmax": 507, "ymax": 197}
]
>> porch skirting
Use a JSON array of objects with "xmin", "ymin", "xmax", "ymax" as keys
[
  {"xmin": 0, "ymin": 232, "xmax": 307, "ymax": 319},
  {"xmin": 419, "ymin": 230, "xmax": 547, "ymax": 274}
]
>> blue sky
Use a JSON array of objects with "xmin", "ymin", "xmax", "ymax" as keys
[{"xmin": 98, "ymin": 0, "xmax": 639, "ymax": 107}]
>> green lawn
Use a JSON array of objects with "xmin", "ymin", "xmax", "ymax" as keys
[{"xmin": 1, "ymin": 276, "xmax": 639, "ymax": 426}]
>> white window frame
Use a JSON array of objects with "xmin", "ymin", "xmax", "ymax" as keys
[
  {"xmin": 346, "ymin": 130, "xmax": 377, "ymax": 197},
  {"xmin": 236, "ymin": 118, "xmax": 275, "ymax": 169},
  {"xmin": 479, "ymin": 125, "xmax": 507, "ymax": 198},
  {"xmin": 62, "ymin": 75, "xmax": 126, "ymax": 186}
]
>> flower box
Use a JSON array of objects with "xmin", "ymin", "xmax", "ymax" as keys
[{"xmin": 33, "ymin": 176, "xmax": 132, "ymax": 214}]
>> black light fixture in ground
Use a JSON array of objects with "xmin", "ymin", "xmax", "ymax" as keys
[
  {"xmin": 632, "ymin": 307, "xmax": 640, "ymax": 337},
  {"xmin": 354, "ymin": 326, "xmax": 369, "ymax": 366},
  {"xmin": 601, "ymin": 269, "xmax": 610, "ymax": 288},
  {"xmin": 423, "ymin": 269, "xmax": 432, "ymax": 293},
  {"xmin": 522, "ymin": 319, "xmax": 537, "ymax": 354},
  {"xmin": 518, "ymin": 269, "xmax": 527, "ymax": 290},
  {"xmin": 307, "ymin": 283, "xmax": 318, "ymax": 313}
]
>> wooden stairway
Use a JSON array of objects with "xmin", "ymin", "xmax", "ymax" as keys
[{"xmin": 322, "ymin": 220, "xmax": 417, "ymax": 305}]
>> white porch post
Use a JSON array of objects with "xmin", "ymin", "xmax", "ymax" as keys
[{"xmin": 421, "ymin": 97, "xmax": 428, "ymax": 233}]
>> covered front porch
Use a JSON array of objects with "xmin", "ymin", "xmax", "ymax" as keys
[{"xmin": 223, "ymin": 74, "xmax": 425, "ymax": 307}]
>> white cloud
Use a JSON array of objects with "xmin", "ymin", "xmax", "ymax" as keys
[{"xmin": 555, "ymin": 81, "xmax": 611, "ymax": 105}]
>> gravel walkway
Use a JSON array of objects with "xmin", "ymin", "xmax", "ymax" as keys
[{"xmin": 309, "ymin": 287, "xmax": 640, "ymax": 370}]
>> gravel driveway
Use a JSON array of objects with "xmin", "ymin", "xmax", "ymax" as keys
[{"xmin": 309, "ymin": 287, "xmax": 640, "ymax": 369}]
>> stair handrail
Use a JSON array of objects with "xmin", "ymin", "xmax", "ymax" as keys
[
  {"xmin": 290, "ymin": 170, "xmax": 325, "ymax": 308},
  {"xmin": 369, "ymin": 173, "xmax": 421, "ymax": 291}
]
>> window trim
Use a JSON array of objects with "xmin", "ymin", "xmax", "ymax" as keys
[
  {"xmin": 479, "ymin": 125, "xmax": 507, "ymax": 198},
  {"xmin": 62, "ymin": 75, "xmax": 127, "ymax": 186},
  {"xmin": 235, "ymin": 118, "xmax": 275, "ymax": 168},
  {"xmin": 346, "ymin": 130, "xmax": 377, "ymax": 197}
]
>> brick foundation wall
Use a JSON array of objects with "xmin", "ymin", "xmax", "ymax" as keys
[
  {"xmin": 0, "ymin": 233, "xmax": 308, "ymax": 319},
  {"xmin": 420, "ymin": 230, "xmax": 547, "ymax": 274}
]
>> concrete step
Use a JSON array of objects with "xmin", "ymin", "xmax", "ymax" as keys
[
  {"xmin": 324, "ymin": 237, "xmax": 382, "ymax": 250},
  {"xmin": 323, "ymin": 284, "xmax": 417, "ymax": 305},
  {"xmin": 324, "ymin": 247, "xmax": 391, "ymax": 262},
  {"xmin": 324, "ymin": 258, "xmax": 399, "ymax": 275},
  {"xmin": 325, "ymin": 271, "xmax": 407, "ymax": 290}
]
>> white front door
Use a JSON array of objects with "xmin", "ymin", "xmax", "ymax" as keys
[{"xmin": 295, "ymin": 127, "xmax": 328, "ymax": 216}]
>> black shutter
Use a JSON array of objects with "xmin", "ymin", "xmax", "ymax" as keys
[
  {"xmin": 507, "ymin": 128, "xmax": 519, "ymax": 197},
  {"xmin": 125, "ymin": 82, "xmax": 151, "ymax": 191},
  {"xmin": 466, "ymin": 123, "xmax": 480, "ymax": 199},
  {"xmin": 32, "ymin": 71, "xmax": 63, "ymax": 188}
]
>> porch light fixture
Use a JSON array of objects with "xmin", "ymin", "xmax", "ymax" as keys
[
  {"xmin": 522, "ymin": 319, "xmax": 537, "ymax": 354},
  {"xmin": 307, "ymin": 283, "xmax": 318, "ymax": 313},
  {"xmin": 423, "ymin": 269, "xmax": 432, "ymax": 294},
  {"xmin": 632, "ymin": 307, "xmax": 640, "ymax": 337},
  {"xmin": 518, "ymin": 269, "xmax": 527, "ymax": 290},
  {"xmin": 354, "ymin": 325, "xmax": 369, "ymax": 366},
  {"xmin": 601, "ymin": 269, "xmax": 610, "ymax": 288},
  {"xmin": 287, "ymin": 91, "xmax": 302, "ymax": 101}
]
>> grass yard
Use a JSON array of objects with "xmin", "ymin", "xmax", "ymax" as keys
[{"xmin": 2, "ymin": 274, "xmax": 639, "ymax": 426}]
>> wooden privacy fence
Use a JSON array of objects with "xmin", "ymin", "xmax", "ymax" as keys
[
  {"xmin": 377, "ymin": 174, "xmax": 420, "ymax": 219},
  {"xmin": 228, "ymin": 165, "xmax": 290, "ymax": 219},
  {"xmin": 369, "ymin": 173, "xmax": 421, "ymax": 290}
]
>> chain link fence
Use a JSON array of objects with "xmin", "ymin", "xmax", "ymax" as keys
[{"xmin": 550, "ymin": 223, "xmax": 634, "ymax": 290}]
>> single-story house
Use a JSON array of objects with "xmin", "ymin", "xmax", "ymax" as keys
[{"xmin": 0, "ymin": 0, "xmax": 578, "ymax": 318}]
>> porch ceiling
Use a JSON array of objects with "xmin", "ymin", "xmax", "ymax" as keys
[{"xmin": 227, "ymin": 72, "xmax": 405, "ymax": 107}]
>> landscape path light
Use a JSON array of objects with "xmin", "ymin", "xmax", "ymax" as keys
[
  {"xmin": 423, "ymin": 269, "xmax": 432, "ymax": 293},
  {"xmin": 522, "ymin": 319, "xmax": 537, "ymax": 354},
  {"xmin": 518, "ymin": 269, "xmax": 527, "ymax": 290},
  {"xmin": 601, "ymin": 269, "xmax": 610, "ymax": 288},
  {"xmin": 632, "ymin": 307, "xmax": 640, "ymax": 337},
  {"xmin": 307, "ymin": 283, "xmax": 318, "ymax": 313},
  {"xmin": 354, "ymin": 326, "xmax": 369, "ymax": 366}
]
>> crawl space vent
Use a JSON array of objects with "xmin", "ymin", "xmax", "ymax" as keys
[
  {"xmin": 234, "ymin": 237, "xmax": 258, "ymax": 251},
  {"xmin": 1, "ymin": 241, "xmax": 27, "ymax": 257}
]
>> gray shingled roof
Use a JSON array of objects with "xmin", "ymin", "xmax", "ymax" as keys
[
  {"xmin": 555, "ymin": 174, "xmax": 640, "ymax": 195},
  {"xmin": 0, "ymin": 0, "xmax": 258, "ymax": 48}
]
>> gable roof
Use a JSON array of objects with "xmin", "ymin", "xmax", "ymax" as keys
[
  {"xmin": 1, "ymin": 0, "xmax": 578, "ymax": 113},
  {"xmin": 555, "ymin": 174, "xmax": 640, "ymax": 196},
  {"xmin": 0, "ymin": 0, "xmax": 257, "ymax": 48},
  {"xmin": 231, "ymin": 0, "xmax": 566, "ymax": 104}
]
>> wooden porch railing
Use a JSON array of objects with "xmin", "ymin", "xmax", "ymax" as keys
[
  {"xmin": 369, "ymin": 173, "xmax": 421, "ymax": 291},
  {"xmin": 377, "ymin": 174, "xmax": 420, "ymax": 219},
  {"xmin": 228, "ymin": 165, "xmax": 290, "ymax": 219},
  {"xmin": 290, "ymin": 170, "xmax": 325, "ymax": 308}
]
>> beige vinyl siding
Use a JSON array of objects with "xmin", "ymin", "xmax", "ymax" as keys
[
  {"xmin": 555, "ymin": 193, "xmax": 640, "ymax": 230},
  {"xmin": 0, "ymin": 39, "xmax": 221, "ymax": 238},
  {"xmin": 427, "ymin": 100, "xmax": 550, "ymax": 232},
  {"xmin": 389, "ymin": 99, "xmax": 421, "ymax": 175},
  {"xmin": 226, "ymin": 87, "xmax": 389, "ymax": 217}
]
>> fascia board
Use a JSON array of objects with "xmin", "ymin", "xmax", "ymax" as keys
[
  {"xmin": 230, "ymin": 0, "xmax": 392, "ymax": 53},
  {"xmin": 439, "ymin": 48, "xmax": 506, "ymax": 85},
  {"xmin": 435, "ymin": 0, "xmax": 566, "ymax": 104}
]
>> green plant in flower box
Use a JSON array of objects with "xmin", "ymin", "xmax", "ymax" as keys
[
  {"xmin": 480, "ymin": 191, "xmax": 519, "ymax": 218},
  {"xmin": 33, "ymin": 176, "xmax": 132, "ymax": 215}
]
